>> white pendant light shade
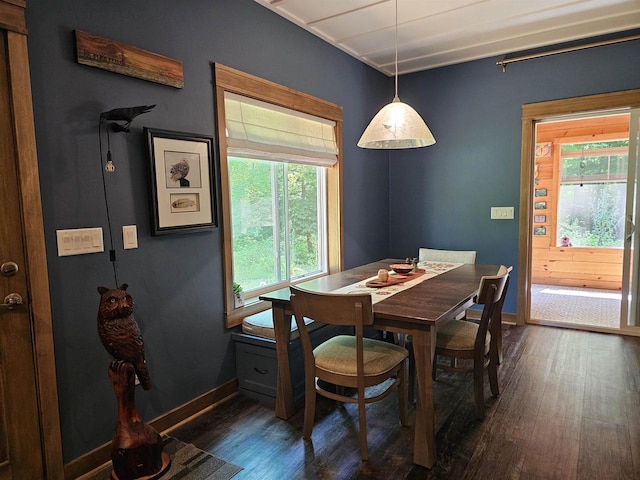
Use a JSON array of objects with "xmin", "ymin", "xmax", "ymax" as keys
[
  {"xmin": 358, "ymin": 0, "xmax": 436, "ymax": 150},
  {"xmin": 357, "ymin": 96, "xmax": 436, "ymax": 149}
]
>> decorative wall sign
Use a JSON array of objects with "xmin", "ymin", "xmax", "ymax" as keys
[
  {"xmin": 534, "ymin": 215, "xmax": 546, "ymax": 223},
  {"xmin": 535, "ymin": 142, "xmax": 551, "ymax": 157},
  {"xmin": 145, "ymin": 128, "xmax": 217, "ymax": 234},
  {"xmin": 534, "ymin": 201, "xmax": 547, "ymax": 210},
  {"xmin": 75, "ymin": 30, "xmax": 184, "ymax": 88},
  {"xmin": 534, "ymin": 226, "xmax": 547, "ymax": 235},
  {"xmin": 534, "ymin": 188, "xmax": 547, "ymax": 197}
]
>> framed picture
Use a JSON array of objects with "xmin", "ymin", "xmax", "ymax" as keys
[
  {"xmin": 534, "ymin": 188, "xmax": 547, "ymax": 197},
  {"xmin": 534, "ymin": 226, "xmax": 547, "ymax": 235},
  {"xmin": 534, "ymin": 201, "xmax": 547, "ymax": 210},
  {"xmin": 145, "ymin": 128, "xmax": 217, "ymax": 235},
  {"xmin": 534, "ymin": 215, "xmax": 546, "ymax": 223}
]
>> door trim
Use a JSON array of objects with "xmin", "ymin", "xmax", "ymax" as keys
[
  {"xmin": 518, "ymin": 89, "xmax": 640, "ymax": 326},
  {"xmin": 3, "ymin": 2, "xmax": 64, "ymax": 477}
]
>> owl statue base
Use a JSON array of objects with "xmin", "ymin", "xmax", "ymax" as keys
[{"xmin": 108, "ymin": 361, "xmax": 171, "ymax": 480}]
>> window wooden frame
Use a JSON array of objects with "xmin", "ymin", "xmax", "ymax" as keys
[{"xmin": 214, "ymin": 64, "xmax": 343, "ymax": 328}]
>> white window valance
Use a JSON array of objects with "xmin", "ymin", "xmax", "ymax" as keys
[{"xmin": 224, "ymin": 91, "xmax": 338, "ymax": 167}]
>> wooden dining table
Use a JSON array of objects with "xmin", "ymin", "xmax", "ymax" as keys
[{"xmin": 259, "ymin": 259, "xmax": 500, "ymax": 468}]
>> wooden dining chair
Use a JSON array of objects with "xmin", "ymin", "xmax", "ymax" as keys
[
  {"xmin": 290, "ymin": 286, "xmax": 409, "ymax": 462},
  {"xmin": 493, "ymin": 265, "xmax": 512, "ymax": 365},
  {"xmin": 418, "ymin": 248, "xmax": 477, "ymax": 264},
  {"xmin": 432, "ymin": 271, "xmax": 508, "ymax": 419},
  {"xmin": 402, "ymin": 247, "xmax": 479, "ymax": 396}
]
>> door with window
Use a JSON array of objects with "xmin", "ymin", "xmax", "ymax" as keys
[{"xmin": 531, "ymin": 114, "xmax": 628, "ymax": 329}]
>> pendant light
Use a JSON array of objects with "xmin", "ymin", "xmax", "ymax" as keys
[{"xmin": 357, "ymin": 0, "xmax": 435, "ymax": 149}]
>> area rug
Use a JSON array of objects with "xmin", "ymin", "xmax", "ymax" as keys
[
  {"xmin": 530, "ymin": 283, "xmax": 621, "ymax": 328},
  {"xmin": 85, "ymin": 436, "xmax": 242, "ymax": 480}
]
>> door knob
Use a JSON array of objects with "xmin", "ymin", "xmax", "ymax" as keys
[
  {"xmin": 0, "ymin": 262, "xmax": 18, "ymax": 277},
  {"xmin": 1, "ymin": 293, "xmax": 24, "ymax": 310}
]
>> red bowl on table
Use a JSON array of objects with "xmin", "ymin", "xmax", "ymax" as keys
[{"xmin": 390, "ymin": 263, "xmax": 413, "ymax": 275}]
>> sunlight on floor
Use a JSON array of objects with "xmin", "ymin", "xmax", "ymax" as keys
[{"xmin": 539, "ymin": 287, "xmax": 622, "ymax": 300}]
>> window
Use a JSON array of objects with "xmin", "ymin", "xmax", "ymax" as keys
[
  {"xmin": 556, "ymin": 140, "xmax": 628, "ymax": 247},
  {"xmin": 228, "ymin": 157, "xmax": 327, "ymax": 292},
  {"xmin": 214, "ymin": 64, "xmax": 343, "ymax": 327}
]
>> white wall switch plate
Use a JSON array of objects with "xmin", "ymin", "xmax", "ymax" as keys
[
  {"xmin": 491, "ymin": 206, "xmax": 515, "ymax": 219},
  {"xmin": 56, "ymin": 227, "xmax": 104, "ymax": 256},
  {"xmin": 122, "ymin": 225, "xmax": 138, "ymax": 249}
]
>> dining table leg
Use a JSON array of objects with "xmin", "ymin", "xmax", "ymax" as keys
[
  {"xmin": 411, "ymin": 328, "xmax": 437, "ymax": 468},
  {"xmin": 271, "ymin": 305, "xmax": 295, "ymax": 420}
]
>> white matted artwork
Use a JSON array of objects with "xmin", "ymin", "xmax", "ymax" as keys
[
  {"xmin": 145, "ymin": 128, "xmax": 217, "ymax": 234},
  {"xmin": 164, "ymin": 151, "xmax": 202, "ymax": 189}
]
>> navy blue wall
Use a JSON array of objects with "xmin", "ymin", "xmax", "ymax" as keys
[
  {"xmin": 24, "ymin": 0, "xmax": 640, "ymax": 464},
  {"xmin": 26, "ymin": 0, "xmax": 389, "ymax": 462},
  {"xmin": 388, "ymin": 38, "xmax": 640, "ymax": 314}
]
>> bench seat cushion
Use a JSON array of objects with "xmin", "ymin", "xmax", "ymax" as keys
[{"xmin": 241, "ymin": 309, "xmax": 321, "ymax": 340}]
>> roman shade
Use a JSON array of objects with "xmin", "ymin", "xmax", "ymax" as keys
[{"xmin": 224, "ymin": 91, "xmax": 338, "ymax": 167}]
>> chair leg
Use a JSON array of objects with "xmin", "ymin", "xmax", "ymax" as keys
[
  {"xmin": 473, "ymin": 361, "xmax": 485, "ymax": 420},
  {"xmin": 398, "ymin": 363, "xmax": 409, "ymax": 426},
  {"xmin": 488, "ymin": 349, "xmax": 499, "ymax": 397},
  {"xmin": 302, "ymin": 377, "xmax": 317, "ymax": 439},
  {"xmin": 496, "ymin": 322, "xmax": 503, "ymax": 365},
  {"xmin": 357, "ymin": 386, "xmax": 368, "ymax": 461}
]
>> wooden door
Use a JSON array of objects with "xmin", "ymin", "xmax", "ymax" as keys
[
  {"xmin": 0, "ymin": 31, "xmax": 45, "ymax": 480},
  {"xmin": 0, "ymin": 2, "xmax": 63, "ymax": 476}
]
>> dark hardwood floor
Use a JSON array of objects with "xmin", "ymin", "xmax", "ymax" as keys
[{"xmin": 170, "ymin": 325, "xmax": 640, "ymax": 479}]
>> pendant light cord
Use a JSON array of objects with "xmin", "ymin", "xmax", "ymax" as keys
[
  {"xmin": 394, "ymin": 0, "xmax": 398, "ymax": 99},
  {"xmin": 98, "ymin": 121, "xmax": 120, "ymax": 287}
]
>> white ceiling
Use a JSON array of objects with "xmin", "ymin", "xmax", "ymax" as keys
[{"xmin": 254, "ymin": 0, "xmax": 640, "ymax": 75}]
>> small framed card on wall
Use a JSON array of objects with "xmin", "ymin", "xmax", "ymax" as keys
[
  {"xmin": 534, "ymin": 226, "xmax": 547, "ymax": 235},
  {"xmin": 534, "ymin": 201, "xmax": 547, "ymax": 210},
  {"xmin": 534, "ymin": 188, "xmax": 547, "ymax": 197},
  {"xmin": 534, "ymin": 215, "xmax": 546, "ymax": 223}
]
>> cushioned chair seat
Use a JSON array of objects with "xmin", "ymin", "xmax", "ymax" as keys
[
  {"xmin": 242, "ymin": 309, "xmax": 319, "ymax": 340},
  {"xmin": 436, "ymin": 320, "xmax": 490, "ymax": 351},
  {"xmin": 314, "ymin": 336, "xmax": 408, "ymax": 376}
]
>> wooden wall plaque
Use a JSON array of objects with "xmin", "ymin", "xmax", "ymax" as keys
[{"xmin": 75, "ymin": 30, "xmax": 184, "ymax": 88}]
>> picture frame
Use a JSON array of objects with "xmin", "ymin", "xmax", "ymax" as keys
[
  {"xmin": 534, "ymin": 188, "xmax": 547, "ymax": 197},
  {"xmin": 534, "ymin": 215, "xmax": 546, "ymax": 223},
  {"xmin": 534, "ymin": 201, "xmax": 547, "ymax": 210},
  {"xmin": 534, "ymin": 226, "xmax": 547, "ymax": 235},
  {"xmin": 145, "ymin": 128, "xmax": 217, "ymax": 235}
]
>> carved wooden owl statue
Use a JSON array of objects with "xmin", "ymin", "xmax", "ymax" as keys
[{"xmin": 97, "ymin": 284, "xmax": 151, "ymax": 390}]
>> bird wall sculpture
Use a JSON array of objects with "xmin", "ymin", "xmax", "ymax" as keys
[
  {"xmin": 97, "ymin": 284, "xmax": 151, "ymax": 390},
  {"xmin": 99, "ymin": 104, "xmax": 156, "ymax": 132}
]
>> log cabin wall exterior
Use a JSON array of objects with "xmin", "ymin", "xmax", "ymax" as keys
[{"xmin": 532, "ymin": 114, "xmax": 628, "ymax": 290}]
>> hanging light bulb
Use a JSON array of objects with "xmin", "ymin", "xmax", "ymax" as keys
[{"xmin": 358, "ymin": 0, "xmax": 435, "ymax": 149}]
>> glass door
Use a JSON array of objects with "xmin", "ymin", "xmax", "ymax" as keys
[{"xmin": 621, "ymin": 109, "xmax": 640, "ymax": 330}]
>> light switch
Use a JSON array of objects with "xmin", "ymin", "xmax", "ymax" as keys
[
  {"xmin": 56, "ymin": 228, "xmax": 104, "ymax": 256},
  {"xmin": 491, "ymin": 206, "xmax": 515, "ymax": 220},
  {"xmin": 123, "ymin": 225, "xmax": 138, "ymax": 250}
]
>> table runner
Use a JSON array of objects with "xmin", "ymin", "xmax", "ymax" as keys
[{"xmin": 331, "ymin": 261, "xmax": 463, "ymax": 304}]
